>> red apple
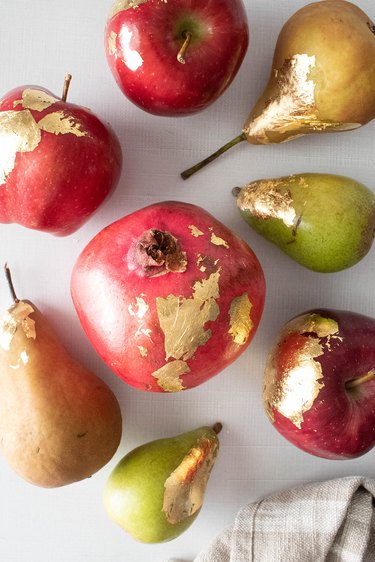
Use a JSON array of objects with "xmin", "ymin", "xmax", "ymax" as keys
[
  {"xmin": 105, "ymin": 0, "xmax": 249, "ymax": 116},
  {"xmin": 0, "ymin": 76, "xmax": 122, "ymax": 235},
  {"xmin": 263, "ymin": 308, "xmax": 375, "ymax": 459},
  {"xmin": 71, "ymin": 201, "xmax": 265, "ymax": 392}
]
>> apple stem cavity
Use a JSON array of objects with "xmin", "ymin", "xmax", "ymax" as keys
[
  {"xmin": 62, "ymin": 74, "xmax": 72, "ymax": 102},
  {"xmin": 4, "ymin": 264, "xmax": 19, "ymax": 303},
  {"xmin": 212, "ymin": 422, "xmax": 223, "ymax": 435},
  {"xmin": 181, "ymin": 133, "xmax": 247, "ymax": 180},
  {"xmin": 177, "ymin": 31, "xmax": 193, "ymax": 65},
  {"xmin": 346, "ymin": 370, "xmax": 375, "ymax": 390}
]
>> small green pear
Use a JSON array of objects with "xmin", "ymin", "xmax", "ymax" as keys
[
  {"xmin": 103, "ymin": 424, "xmax": 221, "ymax": 543},
  {"xmin": 0, "ymin": 265, "xmax": 122, "ymax": 487},
  {"xmin": 234, "ymin": 173, "xmax": 375, "ymax": 273}
]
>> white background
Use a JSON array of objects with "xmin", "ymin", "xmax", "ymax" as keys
[{"xmin": 1, "ymin": 1, "xmax": 375, "ymax": 561}]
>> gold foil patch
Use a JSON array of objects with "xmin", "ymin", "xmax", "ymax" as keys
[
  {"xmin": 37, "ymin": 111, "xmax": 87, "ymax": 137},
  {"xmin": 108, "ymin": 31, "xmax": 117, "ymax": 55},
  {"xmin": 0, "ymin": 110, "xmax": 41, "ymax": 186},
  {"xmin": 189, "ymin": 225, "xmax": 204, "ymax": 238},
  {"xmin": 229, "ymin": 294, "xmax": 253, "ymax": 345},
  {"xmin": 128, "ymin": 296, "xmax": 149, "ymax": 319},
  {"xmin": 210, "ymin": 233, "xmax": 229, "ymax": 249},
  {"xmin": 163, "ymin": 436, "xmax": 218, "ymax": 524},
  {"xmin": 137, "ymin": 345, "xmax": 148, "ymax": 357},
  {"xmin": 13, "ymin": 89, "xmax": 59, "ymax": 112},
  {"xmin": 151, "ymin": 360, "xmax": 190, "ymax": 392},
  {"xmin": 0, "ymin": 301, "xmax": 36, "ymax": 351},
  {"xmin": 108, "ymin": 0, "xmax": 148, "ymax": 19},
  {"xmin": 156, "ymin": 271, "xmax": 220, "ymax": 362},
  {"xmin": 299, "ymin": 314, "xmax": 339, "ymax": 339},
  {"xmin": 237, "ymin": 180, "xmax": 296, "ymax": 227}
]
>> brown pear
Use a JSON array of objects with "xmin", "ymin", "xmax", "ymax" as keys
[
  {"xmin": 181, "ymin": 0, "xmax": 375, "ymax": 179},
  {"xmin": 0, "ymin": 266, "xmax": 122, "ymax": 487}
]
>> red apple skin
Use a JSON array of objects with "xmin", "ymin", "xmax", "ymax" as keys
[
  {"xmin": 105, "ymin": 0, "xmax": 249, "ymax": 116},
  {"xmin": 263, "ymin": 308, "xmax": 375, "ymax": 460},
  {"xmin": 0, "ymin": 85, "xmax": 122, "ymax": 235},
  {"xmin": 71, "ymin": 201, "xmax": 265, "ymax": 392}
]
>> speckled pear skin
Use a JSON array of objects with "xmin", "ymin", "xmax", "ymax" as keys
[
  {"xmin": 243, "ymin": 0, "xmax": 375, "ymax": 144},
  {"xmin": 236, "ymin": 173, "xmax": 375, "ymax": 273}
]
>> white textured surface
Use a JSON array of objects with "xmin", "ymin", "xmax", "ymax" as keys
[{"xmin": 0, "ymin": 1, "xmax": 374, "ymax": 561}]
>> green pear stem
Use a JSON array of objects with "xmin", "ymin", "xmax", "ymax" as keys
[
  {"xmin": 62, "ymin": 74, "xmax": 72, "ymax": 102},
  {"xmin": 177, "ymin": 31, "xmax": 193, "ymax": 64},
  {"xmin": 4, "ymin": 264, "xmax": 19, "ymax": 303},
  {"xmin": 346, "ymin": 370, "xmax": 375, "ymax": 390},
  {"xmin": 212, "ymin": 422, "xmax": 223, "ymax": 435},
  {"xmin": 181, "ymin": 133, "xmax": 247, "ymax": 180}
]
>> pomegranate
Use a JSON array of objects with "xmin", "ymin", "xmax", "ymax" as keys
[{"xmin": 71, "ymin": 201, "xmax": 265, "ymax": 392}]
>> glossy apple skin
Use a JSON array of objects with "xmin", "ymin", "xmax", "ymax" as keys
[
  {"xmin": 71, "ymin": 201, "xmax": 265, "ymax": 392},
  {"xmin": 263, "ymin": 308, "xmax": 375, "ymax": 460},
  {"xmin": 105, "ymin": 0, "xmax": 249, "ymax": 116},
  {"xmin": 0, "ymin": 85, "xmax": 122, "ymax": 235}
]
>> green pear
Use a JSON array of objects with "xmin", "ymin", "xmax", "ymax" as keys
[
  {"xmin": 181, "ymin": 0, "xmax": 375, "ymax": 179},
  {"xmin": 103, "ymin": 424, "xmax": 221, "ymax": 543},
  {"xmin": 0, "ymin": 266, "xmax": 122, "ymax": 487},
  {"xmin": 234, "ymin": 173, "xmax": 375, "ymax": 273}
]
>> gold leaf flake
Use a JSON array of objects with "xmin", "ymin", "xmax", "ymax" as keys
[
  {"xmin": 163, "ymin": 436, "xmax": 218, "ymax": 524},
  {"xmin": 108, "ymin": 0, "xmax": 148, "ymax": 19},
  {"xmin": 196, "ymin": 255, "xmax": 206, "ymax": 272},
  {"xmin": 151, "ymin": 360, "xmax": 190, "ymax": 392},
  {"xmin": 0, "ymin": 301, "xmax": 36, "ymax": 351},
  {"xmin": 0, "ymin": 110, "xmax": 41, "ymax": 186},
  {"xmin": 156, "ymin": 271, "xmax": 221, "ymax": 362},
  {"xmin": 237, "ymin": 179, "xmax": 296, "ymax": 227},
  {"xmin": 37, "ymin": 111, "xmax": 87, "ymax": 137},
  {"xmin": 128, "ymin": 296, "xmax": 149, "ymax": 319},
  {"xmin": 210, "ymin": 233, "xmax": 229, "ymax": 249},
  {"xmin": 13, "ymin": 89, "xmax": 59, "ymax": 112},
  {"xmin": 229, "ymin": 294, "xmax": 253, "ymax": 345},
  {"xmin": 137, "ymin": 345, "xmax": 148, "ymax": 357},
  {"xmin": 189, "ymin": 225, "xmax": 204, "ymax": 237},
  {"xmin": 298, "ymin": 314, "xmax": 339, "ymax": 339},
  {"xmin": 108, "ymin": 31, "xmax": 117, "ymax": 55}
]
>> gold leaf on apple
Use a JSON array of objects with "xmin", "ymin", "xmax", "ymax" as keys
[
  {"xmin": 151, "ymin": 360, "xmax": 190, "ymax": 392},
  {"xmin": 229, "ymin": 293, "xmax": 253, "ymax": 345},
  {"xmin": 13, "ymin": 89, "xmax": 59, "ymax": 112},
  {"xmin": 0, "ymin": 110, "xmax": 41, "ymax": 185},
  {"xmin": 37, "ymin": 111, "xmax": 87, "ymax": 137}
]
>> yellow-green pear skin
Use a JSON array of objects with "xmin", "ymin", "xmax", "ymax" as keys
[
  {"xmin": 235, "ymin": 173, "xmax": 375, "ymax": 272},
  {"xmin": 103, "ymin": 425, "xmax": 220, "ymax": 543},
  {"xmin": 0, "ymin": 298, "xmax": 122, "ymax": 487},
  {"xmin": 243, "ymin": 0, "xmax": 375, "ymax": 144}
]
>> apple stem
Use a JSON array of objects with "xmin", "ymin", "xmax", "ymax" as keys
[
  {"xmin": 177, "ymin": 31, "xmax": 193, "ymax": 64},
  {"xmin": 62, "ymin": 74, "xmax": 72, "ymax": 102},
  {"xmin": 212, "ymin": 422, "xmax": 223, "ymax": 435},
  {"xmin": 4, "ymin": 264, "xmax": 19, "ymax": 303},
  {"xmin": 346, "ymin": 370, "xmax": 375, "ymax": 390},
  {"xmin": 181, "ymin": 133, "xmax": 247, "ymax": 180}
]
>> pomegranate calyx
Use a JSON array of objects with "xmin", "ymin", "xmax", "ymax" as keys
[{"xmin": 134, "ymin": 229, "xmax": 187, "ymax": 277}]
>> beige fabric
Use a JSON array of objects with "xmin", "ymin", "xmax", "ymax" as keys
[{"xmin": 172, "ymin": 476, "xmax": 375, "ymax": 562}]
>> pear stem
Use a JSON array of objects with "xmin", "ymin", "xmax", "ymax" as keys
[
  {"xmin": 346, "ymin": 370, "xmax": 375, "ymax": 390},
  {"xmin": 4, "ymin": 264, "xmax": 19, "ymax": 303},
  {"xmin": 212, "ymin": 422, "xmax": 223, "ymax": 435},
  {"xmin": 181, "ymin": 133, "xmax": 247, "ymax": 180},
  {"xmin": 232, "ymin": 186, "xmax": 241, "ymax": 198},
  {"xmin": 177, "ymin": 31, "xmax": 192, "ymax": 64},
  {"xmin": 62, "ymin": 74, "xmax": 72, "ymax": 102}
]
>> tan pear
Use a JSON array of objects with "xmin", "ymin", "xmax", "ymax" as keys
[
  {"xmin": 0, "ymin": 266, "xmax": 122, "ymax": 487},
  {"xmin": 181, "ymin": 0, "xmax": 375, "ymax": 178}
]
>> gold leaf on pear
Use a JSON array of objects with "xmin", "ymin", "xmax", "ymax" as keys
[
  {"xmin": 0, "ymin": 301, "xmax": 36, "ymax": 351},
  {"xmin": 163, "ymin": 436, "xmax": 218, "ymax": 523},
  {"xmin": 237, "ymin": 179, "xmax": 296, "ymax": 227}
]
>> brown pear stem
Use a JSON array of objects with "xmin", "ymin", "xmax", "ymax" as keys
[
  {"xmin": 346, "ymin": 370, "xmax": 375, "ymax": 390},
  {"xmin": 212, "ymin": 422, "xmax": 223, "ymax": 435},
  {"xmin": 181, "ymin": 133, "xmax": 247, "ymax": 180},
  {"xmin": 62, "ymin": 74, "xmax": 72, "ymax": 102},
  {"xmin": 4, "ymin": 264, "xmax": 19, "ymax": 303},
  {"xmin": 177, "ymin": 31, "xmax": 192, "ymax": 64},
  {"xmin": 232, "ymin": 187, "xmax": 241, "ymax": 198}
]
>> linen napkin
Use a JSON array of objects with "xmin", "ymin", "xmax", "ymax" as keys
[{"xmin": 171, "ymin": 476, "xmax": 375, "ymax": 562}]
